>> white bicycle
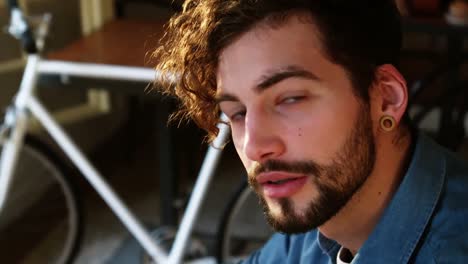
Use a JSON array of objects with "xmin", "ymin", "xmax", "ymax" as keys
[{"xmin": 0, "ymin": 1, "xmax": 271, "ymax": 263}]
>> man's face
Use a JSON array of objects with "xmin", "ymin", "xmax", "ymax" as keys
[{"xmin": 216, "ymin": 17, "xmax": 377, "ymax": 234}]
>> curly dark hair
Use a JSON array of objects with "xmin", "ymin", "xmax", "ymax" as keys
[{"xmin": 153, "ymin": 0, "xmax": 402, "ymax": 142}]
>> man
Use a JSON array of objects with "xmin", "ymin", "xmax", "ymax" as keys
[{"xmin": 154, "ymin": 0, "xmax": 468, "ymax": 263}]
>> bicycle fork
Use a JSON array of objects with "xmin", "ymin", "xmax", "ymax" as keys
[{"xmin": 0, "ymin": 55, "xmax": 39, "ymax": 215}]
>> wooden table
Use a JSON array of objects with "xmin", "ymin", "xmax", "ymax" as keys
[{"xmin": 47, "ymin": 19, "xmax": 166, "ymax": 67}]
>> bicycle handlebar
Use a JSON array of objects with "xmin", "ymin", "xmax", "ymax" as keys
[{"xmin": 5, "ymin": 0, "xmax": 38, "ymax": 54}]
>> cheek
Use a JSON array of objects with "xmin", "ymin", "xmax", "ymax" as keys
[
  {"xmin": 297, "ymin": 127, "xmax": 303, "ymax": 137},
  {"xmin": 284, "ymin": 107, "xmax": 354, "ymax": 161}
]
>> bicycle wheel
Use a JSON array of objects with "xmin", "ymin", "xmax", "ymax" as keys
[
  {"xmin": 215, "ymin": 179, "xmax": 273, "ymax": 263},
  {"xmin": 0, "ymin": 134, "xmax": 83, "ymax": 264}
]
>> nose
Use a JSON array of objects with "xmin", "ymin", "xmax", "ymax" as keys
[{"xmin": 242, "ymin": 110, "xmax": 285, "ymax": 162}]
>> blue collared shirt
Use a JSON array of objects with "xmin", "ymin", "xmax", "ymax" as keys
[{"xmin": 242, "ymin": 134, "xmax": 468, "ymax": 263}]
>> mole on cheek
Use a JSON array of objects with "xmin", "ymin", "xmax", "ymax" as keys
[{"xmin": 298, "ymin": 127, "xmax": 302, "ymax": 137}]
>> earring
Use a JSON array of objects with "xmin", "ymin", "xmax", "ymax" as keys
[{"xmin": 380, "ymin": 115, "xmax": 396, "ymax": 132}]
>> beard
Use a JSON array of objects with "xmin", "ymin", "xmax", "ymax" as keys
[{"xmin": 248, "ymin": 104, "xmax": 376, "ymax": 234}]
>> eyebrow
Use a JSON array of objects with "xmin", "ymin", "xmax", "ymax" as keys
[
  {"xmin": 215, "ymin": 93, "xmax": 239, "ymax": 104},
  {"xmin": 215, "ymin": 65, "xmax": 320, "ymax": 104},
  {"xmin": 256, "ymin": 65, "xmax": 320, "ymax": 92}
]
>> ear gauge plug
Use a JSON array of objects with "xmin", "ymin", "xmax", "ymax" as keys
[{"xmin": 379, "ymin": 115, "xmax": 396, "ymax": 132}]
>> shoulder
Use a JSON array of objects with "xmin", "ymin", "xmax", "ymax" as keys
[
  {"xmin": 241, "ymin": 230, "xmax": 330, "ymax": 264},
  {"xmin": 418, "ymin": 145, "xmax": 468, "ymax": 261},
  {"xmin": 436, "ymin": 144, "xmax": 468, "ymax": 215}
]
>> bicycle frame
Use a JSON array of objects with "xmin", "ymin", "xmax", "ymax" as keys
[{"xmin": 0, "ymin": 53, "xmax": 231, "ymax": 263}]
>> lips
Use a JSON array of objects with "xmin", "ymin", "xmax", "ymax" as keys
[{"xmin": 257, "ymin": 172, "xmax": 307, "ymax": 199}]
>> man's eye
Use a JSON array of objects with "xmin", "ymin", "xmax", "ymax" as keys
[
  {"xmin": 230, "ymin": 110, "xmax": 246, "ymax": 121},
  {"xmin": 280, "ymin": 95, "xmax": 306, "ymax": 104}
]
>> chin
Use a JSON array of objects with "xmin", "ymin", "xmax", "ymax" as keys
[{"xmin": 263, "ymin": 197, "xmax": 322, "ymax": 234}]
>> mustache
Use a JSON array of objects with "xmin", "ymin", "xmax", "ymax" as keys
[{"xmin": 248, "ymin": 159, "xmax": 322, "ymax": 180}]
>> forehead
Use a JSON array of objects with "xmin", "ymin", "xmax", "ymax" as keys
[{"xmin": 216, "ymin": 16, "xmax": 335, "ymax": 93}]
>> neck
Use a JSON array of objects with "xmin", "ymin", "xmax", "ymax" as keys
[{"xmin": 318, "ymin": 130, "xmax": 413, "ymax": 255}]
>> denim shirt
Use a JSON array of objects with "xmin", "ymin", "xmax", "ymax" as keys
[{"xmin": 242, "ymin": 134, "xmax": 468, "ymax": 263}]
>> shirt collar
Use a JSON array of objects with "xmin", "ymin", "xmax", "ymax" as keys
[
  {"xmin": 318, "ymin": 231, "xmax": 340, "ymax": 256},
  {"xmin": 317, "ymin": 133, "xmax": 446, "ymax": 263}
]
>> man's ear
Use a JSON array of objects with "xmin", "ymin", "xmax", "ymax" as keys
[{"xmin": 371, "ymin": 64, "xmax": 408, "ymax": 126}]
